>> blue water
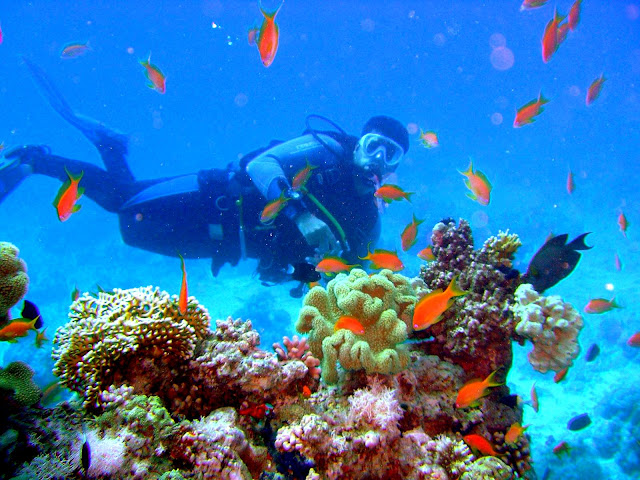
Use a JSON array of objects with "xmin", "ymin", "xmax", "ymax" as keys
[{"xmin": 1, "ymin": 1, "xmax": 639, "ymax": 478}]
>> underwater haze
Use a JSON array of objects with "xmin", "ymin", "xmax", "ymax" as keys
[{"xmin": 0, "ymin": 1, "xmax": 639, "ymax": 479}]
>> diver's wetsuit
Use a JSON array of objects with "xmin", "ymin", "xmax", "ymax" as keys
[{"xmin": 11, "ymin": 129, "xmax": 380, "ymax": 281}]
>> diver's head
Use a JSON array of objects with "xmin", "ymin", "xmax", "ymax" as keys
[{"xmin": 353, "ymin": 116, "xmax": 409, "ymax": 192}]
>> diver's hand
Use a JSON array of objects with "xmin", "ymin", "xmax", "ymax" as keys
[{"xmin": 294, "ymin": 212, "xmax": 340, "ymax": 256}]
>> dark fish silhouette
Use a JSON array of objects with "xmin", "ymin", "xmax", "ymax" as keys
[
  {"xmin": 522, "ymin": 233, "xmax": 592, "ymax": 293},
  {"xmin": 567, "ymin": 413, "xmax": 591, "ymax": 431},
  {"xmin": 289, "ymin": 262, "xmax": 321, "ymax": 298},
  {"xmin": 21, "ymin": 300, "xmax": 43, "ymax": 329},
  {"xmin": 585, "ymin": 343, "xmax": 600, "ymax": 362}
]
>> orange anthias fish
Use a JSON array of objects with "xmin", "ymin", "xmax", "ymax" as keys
[
  {"xmin": 291, "ymin": 160, "xmax": 317, "ymax": 192},
  {"xmin": 617, "ymin": 212, "xmax": 628, "ymax": 238},
  {"xmin": 260, "ymin": 190, "xmax": 289, "ymax": 223},
  {"xmin": 401, "ymin": 214, "xmax": 424, "ymax": 251},
  {"xmin": 557, "ymin": 21, "xmax": 570, "ymax": 46},
  {"xmin": 568, "ymin": 0, "xmax": 582, "ymax": 30},
  {"xmin": 419, "ymin": 130, "xmax": 439, "ymax": 149},
  {"xmin": 459, "ymin": 159, "xmax": 492, "ymax": 206},
  {"xmin": 520, "ymin": 0, "xmax": 549, "ymax": 11},
  {"xmin": 584, "ymin": 297, "xmax": 620, "ymax": 314},
  {"xmin": 530, "ymin": 382, "xmax": 539, "ymax": 413},
  {"xmin": 359, "ymin": 246, "xmax": 404, "ymax": 272},
  {"xmin": 140, "ymin": 54, "xmax": 166, "ymax": 94},
  {"xmin": 514, "ymin": 92, "xmax": 549, "ymax": 127},
  {"xmin": 178, "ymin": 254, "xmax": 188, "ymax": 315},
  {"xmin": 413, "ymin": 275, "xmax": 467, "ymax": 331},
  {"xmin": 334, "ymin": 316, "xmax": 365, "ymax": 335},
  {"xmin": 505, "ymin": 422, "xmax": 530, "ymax": 445},
  {"xmin": 301, "ymin": 385, "xmax": 312, "ymax": 398},
  {"xmin": 417, "ymin": 246, "xmax": 436, "ymax": 261},
  {"xmin": 53, "ymin": 167, "xmax": 84, "ymax": 222},
  {"xmin": 455, "ymin": 370, "xmax": 502, "ymax": 408},
  {"xmin": 586, "ymin": 74, "xmax": 606, "ymax": 106},
  {"xmin": 315, "ymin": 256, "xmax": 358, "ymax": 275},
  {"xmin": 0, "ymin": 318, "xmax": 39, "ymax": 342},
  {"xmin": 553, "ymin": 440, "xmax": 571, "ymax": 456},
  {"xmin": 627, "ymin": 332, "xmax": 640, "ymax": 347},
  {"xmin": 60, "ymin": 42, "xmax": 91, "ymax": 58},
  {"xmin": 566, "ymin": 170, "xmax": 575, "ymax": 194},
  {"xmin": 248, "ymin": 0, "xmax": 284, "ymax": 67},
  {"xmin": 239, "ymin": 402, "xmax": 272, "ymax": 419},
  {"xmin": 463, "ymin": 434, "xmax": 500, "ymax": 456},
  {"xmin": 541, "ymin": 8, "xmax": 565, "ymax": 63},
  {"xmin": 374, "ymin": 184, "xmax": 413, "ymax": 204},
  {"xmin": 553, "ymin": 367, "xmax": 569, "ymax": 383}
]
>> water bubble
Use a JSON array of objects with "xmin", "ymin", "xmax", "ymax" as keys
[
  {"xmin": 489, "ymin": 33, "xmax": 506, "ymax": 49},
  {"xmin": 626, "ymin": 4, "xmax": 640, "ymax": 20},
  {"xmin": 407, "ymin": 122, "xmax": 419, "ymax": 135},
  {"xmin": 433, "ymin": 33, "xmax": 446, "ymax": 46},
  {"xmin": 490, "ymin": 46, "xmax": 515, "ymax": 71},
  {"xmin": 569, "ymin": 85, "xmax": 581, "ymax": 97},
  {"xmin": 361, "ymin": 18, "xmax": 375, "ymax": 32},
  {"xmin": 127, "ymin": 47, "xmax": 134, "ymax": 55},
  {"xmin": 234, "ymin": 93, "xmax": 248, "ymax": 107},
  {"xmin": 491, "ymin": 112, "xmax": 503, "ymax": 125}
]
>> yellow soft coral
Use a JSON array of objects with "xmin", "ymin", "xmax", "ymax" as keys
[
  {"xmin": 52, "ymin": 286, "xmax": 211, "ymax": 407},
  {"xmin": 296, "ymin": 269, "xmax": 416, "ymax": 384},
  {"xmin": 0, "ymin": 242, "xmax": 29, "ymax": 320}
]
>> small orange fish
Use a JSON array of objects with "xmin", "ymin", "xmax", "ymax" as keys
[
  {"xmin": 178, "ymin": 254, "xmax": 188, "ymax": 315},
  {"xmin": 542, "ymin": 8, "xmax": 565, "ymax": 63},
  {"xmin": 417, "ymin": 245, "xmax": 436, "ymax": 261},
  {"xmin": 374, "ymin": 184, "xmax": 413, "ymax": 204},
  {"xmin": 0, "ymin": 318, "xmax": 39, "ymax": 342},
  {"xmin": 53, "ymin": 167, "xmax": 84, "ymax": 222},
  {"xmin": 260, "ymin": 190, "xmax": 289, "ymax": 223},
  {"xmin": 456, "ymin": 369, "xmax": 502, "ymax": 408},
  {"xmin": 553, "ymin": 440, "xmax": 571, "ymax": 456},
  {"xmin": 554, "ymin": 367, "xmax": 569, "ymax": 383},
  {"xmin": 459, "ymin": 159, "xmax": 492, "ymax": 206},
  {"xmin": 614, "ymin": 253, "xmax": 622, "ymax": 271},
  {"xmin": 291, "ymin": 160, "xmax": 317, "ymax": 192},
  {"xmin": 34, "ymin": 328, "xmax": 48, "ymax": 348},
  {"xmin": 618, "ymin": 212, "xmax": 628, "ymax": 238},
  {"xmin": 248, "ymin": 0, "xmax": 283, "ymax": 67},
  {"xmin": 413, "ymin": 275, "xmax": 467, "ymax": 331},
  {"xmin": 359, "ymin": 246, "xmax": 404, "ymax": 271},
  {"xmin": 71, "ymin": 285, "xmax": 80, "ymax": 302},
  {"xmin": 463, "ymin": 434, "xmax": 500, "ymax": 456},
  {"xmin": 586, "ymin": 74, "xmax": 606, "ymax": 106},
  {"xmin": 301, "ymin": 385, "xmax": 312, "ymax": 398},
  {"xmin": 557, "ymin": 21, "xmax": 570, "ymax": 46},
  {"xmin": 520, "ymin": 0, "xmax": 549, "ymax": 11},
  {"xmin": 566, "ymin": 170, "xmax": 575, "ymax": 194},
  {"xmin": 239, "ymin": 402, "xmax": 272, "ymax": 419},
  {"xmin": 568, "ymin": 0, "xmax": 582, "ymax": 31},
  {"xmin": 627, "ymin": 332, "xmax": 640, "ymax": 347},
  {"xmin": 505, "ymin": 422, "xmax": 529, "ymax": 445},
  {"xmin": 0, "ymin": 23, "xmax": 3, "ymax": 44},
  {"xmin": 584, "ymin": 297, "xmax": 620, "ymax": 314},
  {"xmin": 531, "ymin": 382, "xmax": 539, "ymax": 412},
  {"xmin": 514, "ymin": 91, "xmax": 549, "ymax": 127},
  {"xmin": 419, "ymin": 130, "xmax": 439, "ymax": 148},
  {"xmin": 401, "ymin": 214, "xmax": 424, "ymax": 252},
  {"xmin": 334, "ymin": 316, "xmax": 365, "ymax": 335},
  {"xmin": 60, "ymin": 42, "xmax": 90, "ymax": 58},
  {"xmin": 140, "ymin": 54, "xmax": 166, "ymax": 94},
  {"xmin": 315, "ymin": 256, "xmax": 358, "ymax": 275}
]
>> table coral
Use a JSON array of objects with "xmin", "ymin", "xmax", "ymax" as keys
[
  {"xmin": 511, "ymin": 283, "xmax": 584, "ymax": 373},
  {"xmin": 296, "ymin": 268, "xmax": 416, "ymax": 384},
  {"xmin": 0, "ymin": 241, "xmax": 29, "ymax": 324},
  {"xmin": 52, "ymin": 286, "xmax": 211, "ymax": 408}
]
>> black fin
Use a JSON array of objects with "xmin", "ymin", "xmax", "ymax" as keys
[{"xmin": 567, "ymin": 232, "xmax": 592, "ymax": 251}]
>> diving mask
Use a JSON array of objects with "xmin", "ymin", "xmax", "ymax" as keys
[{"xmin": 355, "ymin": 133, "xmax": 404, "ymax": 172}]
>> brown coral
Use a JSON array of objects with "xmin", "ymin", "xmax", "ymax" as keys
[{"xmin": 0, "ymin": 241, "xmax": 29, "ymax": 322}]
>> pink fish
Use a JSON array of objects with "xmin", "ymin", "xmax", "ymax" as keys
[{"xmin": 586, "ymin": 74, "xmax": 606, "ymax": 106}]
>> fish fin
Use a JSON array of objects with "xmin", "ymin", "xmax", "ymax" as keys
[
  {"xmin": 545, "ymin": 233, "xmax": 569, "ymax": 247},
  {"xmin": 485, "ymin": 369, "xmax": 504, "ymax": 387},
  {"xmin": 72, "ymin": 204, "xmax": 82, "ymax": 213},
  {"xmin": 466, "ymin": 192, "xmax": 478, "ymax": 202},
  {"xmin": 567, "ymin": 232, "xmax": 592, "ymax": 251}
]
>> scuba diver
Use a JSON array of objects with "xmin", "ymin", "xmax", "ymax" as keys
[{"xmin": 0, "ymin": 59, "xmax": 409, "ymax": 288}]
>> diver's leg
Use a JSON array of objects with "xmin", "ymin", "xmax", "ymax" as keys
[
  {"xmin": 2, "ymin": 145, "xmax": 136, "ymax": 212},
  {"xmin": 22, "ymin": 57, "xmax": 134, "ymax": 182}
]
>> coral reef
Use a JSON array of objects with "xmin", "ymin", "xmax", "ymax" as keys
[
  {"xmin": 511, "ymin": 283, "xmax": 584, "ymax": 373},
  {"xmin": 0, "ymin": 361, "xmax": 41, "ymax": 407},
  {"xmin": 296, "ymin": 268, "xmax": 416, "ymax": 383},
  {"xmin": 418, "ymin": 219, "xmax": 522, "ymax": 379},
  {"xmin": 0, "ymin": 241, "xmax": 29, "ymax": 324}
]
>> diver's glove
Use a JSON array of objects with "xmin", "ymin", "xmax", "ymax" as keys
[{"xmin": 294, "ymin": 211, "xmax": 340, "ymax": 256}]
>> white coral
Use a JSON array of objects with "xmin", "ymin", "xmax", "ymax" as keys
[{"xmin": 512, "ymin": 284, "xmax": 584, "ymax": 373}]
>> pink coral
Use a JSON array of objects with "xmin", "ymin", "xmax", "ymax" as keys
[{"xmin": 273, "ymin": 335, "xmax": 321, "ymax": 380}]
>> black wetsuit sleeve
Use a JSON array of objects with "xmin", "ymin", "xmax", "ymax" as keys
[{"xmin": 244, "ymin": 133, "xmax": 345, "ymax": 220}]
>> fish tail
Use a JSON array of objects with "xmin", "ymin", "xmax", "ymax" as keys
[
  {"xmin": 459, "ymin": 158, "xmax": 474, "ymax": 176},
  {"xmin": 610, "ymin": 297, "xmax": 622, "ymax": 309},
  {"xmin": 485, "ymin": 369, "xmax": 503, "ymax": 387},
  {"xmin": 447, "ymin": 275, "xmax": 468, "ymax": 297},
  {"xmin": 259, "ymin": 0, "xmax": 284, "ymax": 18}
]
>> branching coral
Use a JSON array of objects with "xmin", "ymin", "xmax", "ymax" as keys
[
  {"xmin": 296, "ymin": 268, "xmax": 416, "ymax": 383},
  {"xmin": 0, "ymin": 241, "xmax": 29, "ymax": 323},
  {"xmin": 52, "ymin": 286, "xmax": 211, "ymax": 408},
  {"xmin": 511, "ymin": 283, "xmax": 583, "ymax": 373}
]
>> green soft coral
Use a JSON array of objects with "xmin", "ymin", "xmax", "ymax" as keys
[
  {"xmin": 0, "ymin": 361, "xmax": 41, "ymax": 406},
  {"xmin": 0, "ymin": 242, "xmax": 29, "ymax": 323},
  {"xmin": 296, "ymin": 268, "xmax": 416, "ymax": 384}
]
